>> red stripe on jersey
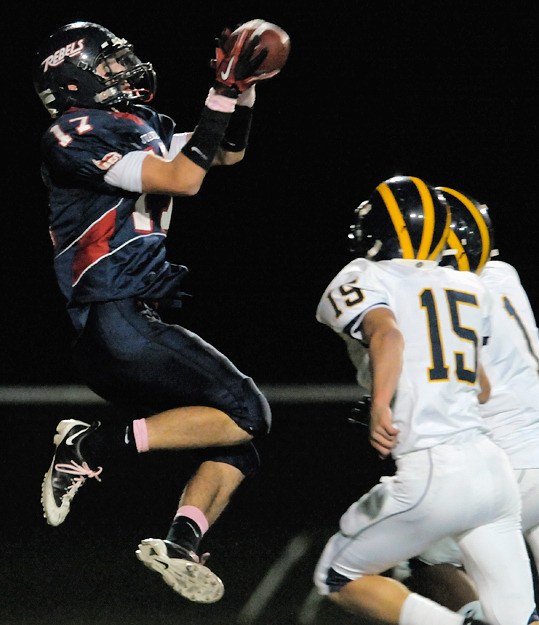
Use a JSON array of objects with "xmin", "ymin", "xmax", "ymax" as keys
[
  {"xmin": 72, "ymin": 209, "xmax": 116, "ymax": 284},
  {"xmin": 111, "ymin": 110, "xmax": 145, "ymax": 125}
]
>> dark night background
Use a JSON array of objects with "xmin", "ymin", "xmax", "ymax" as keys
[
  {"xmin": 3, "ymin": 0, "xmax": 538, "ymax": 386},
  {"xmin": 1, "ymin": 2, "xmax": 539, "ymax": 624}
]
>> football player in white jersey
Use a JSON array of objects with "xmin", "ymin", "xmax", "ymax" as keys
[
  {"xmin": 388, "ymin": 187, "xmax": 539, "ymax": 620},
  {"xmin": 312, "ymin": 175, "xmax": 538, "ymax": 625}
]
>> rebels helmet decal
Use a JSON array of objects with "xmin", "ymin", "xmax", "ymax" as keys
[
  {"xmin": 41, "ymin": 39, "xmax": 85, "ymax": 72},
  {"xmin": 33, "ymin": 22, "xmax": 156, "ymax": 118}
]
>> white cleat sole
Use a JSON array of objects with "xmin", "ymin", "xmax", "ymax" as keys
[
  {"xmin": 40, "ymin": 420, "xmax": 92, "ymax": 527},
  {"xmin": 136, "ymin": 538, "xmax": 224, "ymax": 603},
  {"xmin": 41, "ymin": 467, "xmax": 66, "ymax": 527}
]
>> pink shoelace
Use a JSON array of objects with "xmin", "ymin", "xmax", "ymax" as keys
[{"xmin": 54, "ymin": 460, "xmax": 103, "ymax": 496}]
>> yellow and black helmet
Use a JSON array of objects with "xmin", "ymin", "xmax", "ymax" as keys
[
  {"xmin": 436, "ymin": 187, "xmax": 493, "ymax": 274},
  {"xmin": 348, "ymin": 175, "xmax": 451, "ymax": 261}
]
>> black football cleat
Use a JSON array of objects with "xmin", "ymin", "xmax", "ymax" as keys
[{"xmin": 41, "ymin": 419, "xmax": 103, "ymax": 526}]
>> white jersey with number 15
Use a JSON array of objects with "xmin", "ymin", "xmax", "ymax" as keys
[{"xmin": 316, "ymin": 258, "xmax": 491, "ymax": 457}]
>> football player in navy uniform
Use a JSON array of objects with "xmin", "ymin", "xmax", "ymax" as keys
[{"xmin": 33, "ymin": 21, "xmax": 279, "ymax": 603}]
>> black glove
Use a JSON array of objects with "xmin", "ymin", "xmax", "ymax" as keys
[{"xmin": 348, "ymin": 396, "xmax": 372, "ymax": 427}]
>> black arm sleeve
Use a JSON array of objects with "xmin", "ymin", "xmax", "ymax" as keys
[
  {"xmin": 221, "ymin": 105, "xmax": 253, "ymax": 152},
  {"xmin": 181, "ymin": 106, "xmax": 231, "ymax": 170}
]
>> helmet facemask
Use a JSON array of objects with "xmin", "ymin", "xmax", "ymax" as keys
[
  {"xmin": 92, "ymin": 48, "xmax": 156, "ymax": 108},
  {"xmin": 348, "ymin": 201, "xmax": 382, "ymax": 258}
]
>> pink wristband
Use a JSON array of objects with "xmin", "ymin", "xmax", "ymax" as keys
[{"xmin": 205, "ymin": 88, "xmax": 237, "ymax": 113}]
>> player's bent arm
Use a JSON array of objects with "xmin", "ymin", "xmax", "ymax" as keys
[
  {"xmin": 168, "ymin": 131, "xmax": 245, "ymax": 168},
  {"xmin": 362, "ymin": 308, "xmax": 402, "ymax": 457},
  {"xmin": 141, "ymin": 151, "xmax": 209, "ymax": 195},
  {"xmin": 141, "ymin": 92, "xmax": 248, "ymax": 194},
  {"xmin": 213, "ymin": 146, "xmax": 246, "ymax": 166},
  {"xmin": 105, "ymin": 145, "xmax": 245, "ymax": 197},
  {"xmin": 141, "ymin": 146, "xmax": 245, "ymax": 194},
  {"xmin": 105, "ymin": 149, "xmax": 207, "ymax": 196},
  {"xmin": 362, "ymin": 308, "xmax": 404, "ymax": 408}
]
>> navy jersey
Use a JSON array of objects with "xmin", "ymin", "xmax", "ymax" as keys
[{"xmin": 40, "ymin": 104, "xmax": 185, "ymax": 332}]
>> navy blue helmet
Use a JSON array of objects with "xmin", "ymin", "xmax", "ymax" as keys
[{"xmin": 33, "ymin": 21, "xmax": 156, "ymax": 118}]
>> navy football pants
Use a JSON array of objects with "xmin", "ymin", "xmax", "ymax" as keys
[{"xmin": 71, "ymin": 298, "xmax": 271, "ymax": 475}]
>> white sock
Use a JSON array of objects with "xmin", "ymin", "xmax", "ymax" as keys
[{"xmin": 400, "ymin": 593, "xmax": 464, "ymax": 625}]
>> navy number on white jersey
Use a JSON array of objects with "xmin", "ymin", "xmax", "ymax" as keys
[
  {"xmin": 326, "ymin": 281, "xmax": 364, "ymax": 319},
  {"xmin": 421, "ymin": 288, "xmax": 478, "ymax": 383}
]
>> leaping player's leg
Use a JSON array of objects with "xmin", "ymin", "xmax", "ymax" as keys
[
  {"xmin": 136, "ymin": 459, "xmax": 246, "ymax": 603},
  {"xmin": 41, "ymin": 299, "xmax": 271, "ymax": 601}
]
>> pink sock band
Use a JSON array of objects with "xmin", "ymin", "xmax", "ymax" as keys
[
  {"xmin": 133, "ymin": 418, "xmax": 149, "ymax": 453},
  {"xmin": 176, "ymin": 505, "xmax": 209, "ymax": 535}
]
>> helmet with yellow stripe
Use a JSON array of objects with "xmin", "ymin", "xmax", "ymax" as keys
[
  {"xmin": 436, "ymin": 187, "xmax": 494, "ymax": 274},
  {"xmin": 348, "ymin": 175, "xmax": 451, "ymax": 261}
]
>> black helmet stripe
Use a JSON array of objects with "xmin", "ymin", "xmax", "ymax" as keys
[
  {"xmin": 413, "ymin": 176, "xmax": 436, "ymax": 258},
  {"xmin": 349, "ymin": 175, "xmax": 450, "ymax": 261},
  {"xmin": 430, "ymin": 200, "xmax": 452, "ymax": 261},
  {"xmin": 446, "ymin": 228, "xmax": 470, "ymax": 271},
  {"xmin": 376, "ymin": 181, "xmax": 415, "ymax": 258},
  {"xmin": 438, "ymin": 186, "xmax": 491, "ymax": 273},
  {"xmin": 376, "ymin": 176, "xmax": 448, "ymax": 260}
]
